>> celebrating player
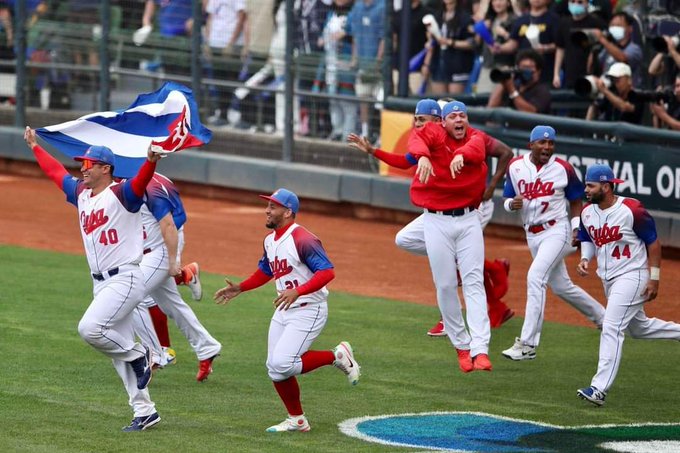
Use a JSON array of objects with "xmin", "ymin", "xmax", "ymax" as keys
[
  {"xmin": 134, "ymin": 173, "xmax": 222, "ymax": 381},
  {"xmin": 500, "ymin": 126, "xmax": 604, "ymax": 361},
  {"xmin": 213, "ymin": 188, "xmax": 360, "ymax": 432},
  {"xmin": 24, "ymin": 127, "xmax": 162, "ymax": 431},
  {"xmin": 576, "ymin": 164, "xmax": 680, "ymax": 406}
]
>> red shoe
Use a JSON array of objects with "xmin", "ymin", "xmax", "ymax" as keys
[
  {"xmin": 472, "ymin": 353, "xmax": 493, "ymax": 371},
  {"xmin": 427, "ymin": 320, "xmax": 446, "ymax": 337},
  {"xmin": 197, "ymin": 355, "xmax": 217, "ymax": 382},
  {"xmin": 456, "ymin": 349, "xmax": 474, "ymax": 373},
  {"xmin": 500, "ymin": 308, "xmax": 515, "ymax": 326}
]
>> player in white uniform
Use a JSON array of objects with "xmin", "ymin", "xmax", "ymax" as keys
[
  {"xmin": 133, "ymin": 173, "xmax": 222, "ymax": 381},
  {"xmin": 213, "ymin": 189, "xmax": 360, "ymax": 432},
  {"xmin": 501, "ymin": 126, "xmax": 605, "ymax": 361},
  {"xmin": 24, "ymin": 127, "xmax": 162, "ymax": 431},
  {"xmin": 576, "ymin": 164, "xmax": 680, "ymax": 406}
]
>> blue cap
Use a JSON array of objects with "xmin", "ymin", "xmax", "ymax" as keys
[
  {"xmin": 414, "ymin": 99, "xmax": 441, "ymax": 117},
  {"xmin": 74, "ymin": 145, "xmax": 116, "ymax": 166},
  {"xmin": 530, "ymin": 125, "xmax": 556, "ymax": 142},
  {"xmin": 585, "ymin": 164, "xmax": 624, "ymax": 184},
  {"xmin": 442, "ymin": 100, "xmax": 467, "ymax": 118},
  {"xmin": 259, "ymin": 188, "xmax": 300, "ymax": 213}
]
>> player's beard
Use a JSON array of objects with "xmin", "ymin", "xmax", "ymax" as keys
[{"xmin": 588, "ymin": 189, "xmax": 604, "ymax": 204}]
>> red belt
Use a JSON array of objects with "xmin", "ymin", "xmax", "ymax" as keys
[{"xmin": 527, "ymin": 220, "xmax": 556, "ymax": 234}]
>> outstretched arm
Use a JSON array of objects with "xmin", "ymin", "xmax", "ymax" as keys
[{"xmin": 24, "ymin": 127, "xmax": 69, "ymax": 189}]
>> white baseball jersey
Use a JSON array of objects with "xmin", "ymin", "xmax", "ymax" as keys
[
  {"xmin": 258, "ymin": 223, "xmax": 333, "ymax": 307},
  {"xmin": 503, "ymin": 154, "xmax": 584, "ymax": 228},
  {"xmin": 64, "ymin": 178, "xmax": 145, "ymax": 274},
  {"xmin": 578, "ymin": 196, "xmax": 657, "ymax": 280},
  {"xmin": 141, "ymin": 174, "xmax": 187, "ymax": 251}
]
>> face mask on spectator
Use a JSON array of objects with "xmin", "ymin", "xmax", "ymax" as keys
[
  {"xmin": 518, "ymin": 68, "xmax": 534, "ymax": 83},
  {"xmin": 568, "ymin": 2, "xmax": 586, "ymax": 16},
  {"xmin": 608, "ymin": 26, "xmax": 625, "ymax": 41}
]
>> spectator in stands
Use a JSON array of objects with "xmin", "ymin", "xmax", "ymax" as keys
[
  {"xmin": 424, "ymin": 0, "xmax": 476, "ymax": 96},
  {"xmin": 0, "ymin": 0, "xmax": 12, "ymax": 50},
  {"xmin": 648, "ymin": 35, "xmax": 680, "ymax": 89},
  {"xmin": 650, "ymin": 75, "xmax": 680, "ymax": 131},
  {"xmin": 135, "ymin": 0, "xmax": 193, "ymax": 75},
  {"xmin": 552, "ymin": 0, "xmax": 606, "ymax": 89},
  {"xmin": 205, "ymin": 0, "xmax": 249, "ymax": 126},
  {"xmin": 492, "ymin": 0, "xmax": 559, "ymax": 84},
  {"xmin": 391, "ymin": 0, "xmax": 433, "ymax": 95},
  {"xmin": 554, "ymin": 0, "xmax": 611, "ymax": 23},
  {"xmin": 68, "ymin": 0, "xmax": 101, "ymax": 88},
  {"xmin": 476, "ymin": 0, "xmax": 518, "ymax": 93},
  {"xmin": 346, "ymin": 0, "xmax": 384, "ymax": 141},
  {"xmin": 589, "ymin": 12, "xmax": 642, "ymax": 87},
  {"xmin": 586, "ymin": 62, "xmax": 644, "ymax": 124},
  {"xmin": 294, "ymin": 0, "xmax": 331, "ymax": 137},
  {"xmin": 319, "ymin": 0, "xmax": 356, "ymax": 141},
  {"xmin": 488, "ymin": 48, "xmax": 551, "ymax": 113}
]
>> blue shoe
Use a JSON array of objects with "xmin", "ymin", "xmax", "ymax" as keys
[
  {"xmin": 577, "ymin": 386, "xmax": 606, "ymax": 406},
  {"xmin": 130, "ymin": 346, "xmax": 153, "ymax": 390},
  {"xmin": 122, "ymin": 412, "xmax": 161, "ymax": 432}
]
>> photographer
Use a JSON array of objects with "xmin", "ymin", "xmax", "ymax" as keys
[
  {"xmin": 585, "ymin": 62, "xmax": 644, "ymax": 124},
  {"xmin": 588, "ymin": 12, "xmax": 642, "ymax": 87},
  {"xmin": 648, "ymin": 35, "xmax": 680, "ymax": 88},
  {"xmin": 487, "ymin": 49, "xmax": 551, "ymax": 114},
  {"xmin": 650, "ymin": 76, "xmax": 680, "ymax": 131}
]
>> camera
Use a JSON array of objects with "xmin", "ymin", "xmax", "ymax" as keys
[
  {"xmin": 490, "ymin": 66, "xmax": 519, "ymax": 83},
  {"xmin": 628, "ymin": 88, "xmax": 674, "ymax": 104},
  {"xmin": 574, "ymin": 75, "xmax": 612, "ymax": 98},
  {"xmin": 651, "ymin": 35, "xmax": 680, "ymax": 53}
]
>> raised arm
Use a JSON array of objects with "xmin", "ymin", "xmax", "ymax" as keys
[{"xmin": 24, "ymin": 127, "xmax": 69, "ymax": 189}]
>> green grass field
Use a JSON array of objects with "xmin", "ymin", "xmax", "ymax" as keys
[{"xmin": 2, "ymin": 245, "xmax": 680, "ymax": 452}]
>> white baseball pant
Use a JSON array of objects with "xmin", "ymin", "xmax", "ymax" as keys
[
  {"xmin": 592, "ymin": 269, "xmax": 680, "ymax": 393},
  {"xmin": 266, "ymin": 303, "xmax": 328, "ymax": 381},
  {"xmin": 78, "ymin": 265, "xmax": 156, "ymax": 417},
  {"xmin": 423, "ymin": 211, "xmax": 489, "ymax": 356}
]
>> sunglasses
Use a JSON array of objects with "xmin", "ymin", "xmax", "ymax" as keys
[{"xmin": 81, "ymin": 159, "xmax": 108, "ymax": 170}]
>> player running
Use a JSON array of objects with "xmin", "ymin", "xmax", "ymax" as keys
[
  {"xmin": 576, "ymin": 164, "xmax": 680, "ymax": 406},
  {"xmin": 213, "ymin": 188, "xmax": 360, "ymax": 432},
  {"xmin": 501, "ymin": 126, "xmax": 604, "ymax": 361},
  {"xmin": 24, "ymin": 127, "xmax": 162, "ymax": 431}
]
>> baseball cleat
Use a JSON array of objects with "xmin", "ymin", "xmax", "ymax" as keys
[
  {"xmin": 163, "ymin": 347, "xmax": 176, "ymax": 366},
  {"xmin": 427, "ymin": 319, "xmax": 446, "ymax": 337},
  {"xmin": 333, "ymin": 341, "xmax": 360, "ymax": 385},
  {"xmin": 122, "ymin": 412, "xmax": 161, "ymax": 432},
  {"xmin": 456, "ymin": 348, "xmax": 474, "ymax": 373},
  {"xmin": 502, "ymin": 337, "xmax": 537, "ymax": 361},
  {"xmin": 577, "ymin": 386, "xmax": 606, "ymax": 406},
  {"xmin": 472, "ymin": 353, "xmax": 493, "ymax": 371},
  {"xmin": 130, "ymin": 346, "xmax": 153, "ymax": 390},
  {"xmin": 266, "ymin": 414, "xmax": 311, "ymax": 433},
  {"xmin": 196, "ymin": 354, "xmax": 217, "ymax": 382},
  {"xmin": 183, "ymin": 262, "xmax": 202, "ymax": 301}
]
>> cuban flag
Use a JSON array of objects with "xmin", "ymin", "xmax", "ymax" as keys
[{"xmin": 35, "ymin": 82, "xmax": 212, "ymax": 178}]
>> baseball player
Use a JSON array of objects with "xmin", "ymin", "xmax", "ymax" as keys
[
  {"xmin": 24, "ymin": 127, "xmax": 162, "ymax": 431},
  {"xmin": 352, "ymin": 100, "xmax": 492, "ymax": 373},
  {"xmin": 133, "ymin": 172, "xmax": 222, "ymax": 381},
  {"xmin": 501, "ymin": 126, "xmax": 605, "ymax": 361},
  {"xmin": 576, "ymin": 164, "xmax": 680, "ymax": 406},
  {"xmin": 213, "ymin": 188, "xmax": 360, "ymax": 432},
  {"xmin": 348, "ymin": 99, "xmax": 514, "ymax": 339}
]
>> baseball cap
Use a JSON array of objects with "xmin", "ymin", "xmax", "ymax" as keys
[
  {"xmin": 74, "ymin": 145, "xmax": 116, "ymax": 166},
  {"xmin": 415, "ymin": 99, "xmax": 441, "ymax": 117},
  {"xmin": 442, "ymin": 100, "xmax": 467, "ymax": 118},
  {"xmin": 585, "ymin": 164, "xmax": 624, "ymax": 184},
  {"xmin": 607, "ymin": 62, "xmax": 631, "ymax": 78},
  {"xmin": 259, "ymin": 188, "xmax": 300, "ymax": 213},
  {"xmin": 530, "ymin": 125, "xmax": 556, "ymax": 142}
]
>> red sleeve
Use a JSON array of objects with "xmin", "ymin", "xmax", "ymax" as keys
[
  {"xmin": 373, "ymin": 148, "xmax": 416, "ymax": 169},
  {"xmin": 453, "ymin": 132, "xmax": 486, "ymax": 165},
  {"xmin": 239, "ymin": 268, "xmax": 273, "ymax": 292},
  {"xmin": 407, "ymin": 126, "xmax": 434, "ymax": 158},
  {"xmin": 31, "ymin": 144, "xmax": 68, "ymax": 189},
  {"xmin": 129, "ymin": 159, "xmax": 158, "ymax": 197},
  {"xmin": 295, "ymin": 268, "xmax": 335, "ymax": 296}
]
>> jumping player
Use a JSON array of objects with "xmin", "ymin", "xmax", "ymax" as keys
[
  {"xmin": 134, "ymin": 173, "xmax": 222, "ymax": 381},
  {"xmin": 576, "ymin": 164, "xmax": 680, "ymax": 406},
  {"xmin": 501, "ymin": 126, "xmax": 604, "ymax": 361},
  {"xmin": 24, "ymin": 127, "xmax": 162, "ymax": 431},
  {"xmin": 213, "ymin": 188, "xmax": 360, "ymax": 432}
]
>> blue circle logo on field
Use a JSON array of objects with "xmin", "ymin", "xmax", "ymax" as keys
[{"xmin": 338, "ymin": 412, "xmax": 680, "ymax": 452}]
